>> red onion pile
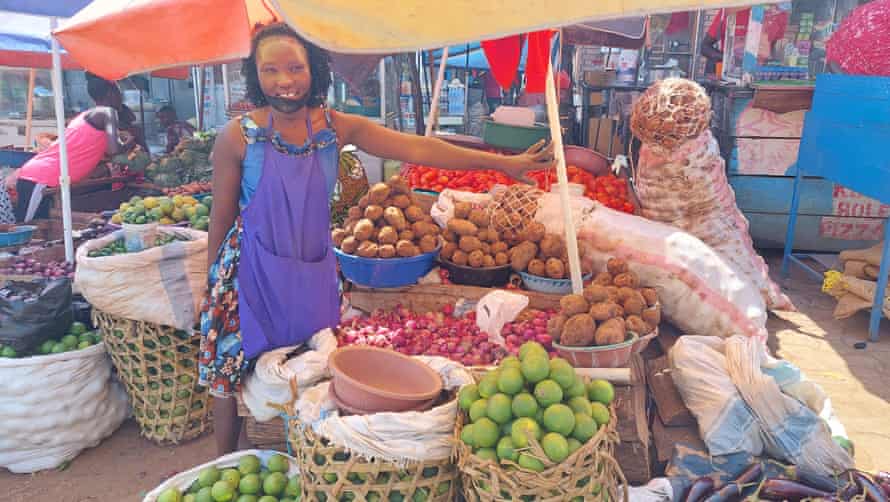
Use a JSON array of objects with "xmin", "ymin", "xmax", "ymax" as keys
[
  {"xmin": 336, "ymin": 305, "xmax": 557, "ymax": 366},
  {"xmin": 0, "ymin": 258, "xmax": 75, "ymax": 279}
]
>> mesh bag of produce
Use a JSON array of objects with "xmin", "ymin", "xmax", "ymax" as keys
[
  {"xmin": 93, "ymin": 310, "xmax": 211, "ymax": 444},
  {"xmin": 826, "ymin": 0, "xmax": 890, "ymax": 77},
  {"xmin": 630, "ymin": 78, "xmax": 711, "ymax": 152}
]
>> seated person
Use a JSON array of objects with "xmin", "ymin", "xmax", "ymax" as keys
[{"xmin": 158, "ymin": 105, "xmax": 195, "ymax": 153}]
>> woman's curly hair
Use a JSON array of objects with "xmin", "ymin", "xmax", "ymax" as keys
[{"xmin": 242, "ymin": 24, "xmax": 331, "ymax": 108}]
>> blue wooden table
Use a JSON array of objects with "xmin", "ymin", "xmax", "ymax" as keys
[{"xmin": 782, "ymin": 74, "xmax": 890, "ymax": 342}]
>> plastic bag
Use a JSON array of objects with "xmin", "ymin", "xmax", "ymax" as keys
[
  {"xmin": 533, "ymin": 191, "xmax": 595, "ymax": 237},
  {"xmin": 241, "ymin": 329, "xmax": 338, "ymax": 422},
  {"xmin": 430, "ymin": 189, "xmax": 493, "ymax": 228},
  {"xmin": 295, "ymin": 356, "xmax": 474, "ymax": 463},
  {"xmin": 0, "ymin": 278, "xmax": 72, "ymax": 353},
  {"xmin": 475, "ymin": 290, "xmax": 529, "ymax": 345}
]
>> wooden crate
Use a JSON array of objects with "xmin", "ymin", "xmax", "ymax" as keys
[
  {"xmin": 646, "ymin": 355, "xmax": 695, "ymax": 427},
  {"xmin": 236, "ymin": 396, "xmax": 289, "ymax": 453},
  {"xmin": 347, "ymin": 283, "xmax": 562, "ymax": 314},
  {"xmin": 612, "ymin": 354, "xmax": 653, "ymax": 485}
]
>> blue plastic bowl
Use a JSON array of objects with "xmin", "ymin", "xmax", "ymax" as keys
[
  {"xmin": 335, "ymin": 246, "xmax": 439, "ymax": 288},
  {"xmin": 519, "ymin": 271, "xmax": 592, "ymax": 295},
  {"xmin": 0, "ymin": 226, "xmax": 36, "ymax": 247}
]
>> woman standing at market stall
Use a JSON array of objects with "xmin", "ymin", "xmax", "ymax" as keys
[{"xmin": 200, "ymin": 23, "xmax": 554, "ymax": 455}]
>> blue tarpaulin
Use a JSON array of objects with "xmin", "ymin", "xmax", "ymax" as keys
[{"xmin": 0, "ymin": 0, "xmax": 92, "ymax": 18}]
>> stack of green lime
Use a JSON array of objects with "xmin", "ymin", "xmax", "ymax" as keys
[
  {"xmin": 458, "ymin": 341, "xmax": 615, "ymax": 472},
  {"xmin": 0, "ymin": 321, "xmax": 100, "ymax": 359},
  {"xmin": 157, "ymin": 453, "xmax": 301, "ymax": 502}
]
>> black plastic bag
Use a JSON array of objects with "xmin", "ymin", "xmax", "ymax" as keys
[{"xmin": 0, "ymin": 278, "xmax": 72, "ymax": 353}]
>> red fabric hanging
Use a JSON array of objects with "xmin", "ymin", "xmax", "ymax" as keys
[
  {"xmin": 481, "ymin": 36, "xmax": 523, "ymax": 90},
  {"xmin": 524, "ymin": 30, "xmax": 554, "ymax": 93}
]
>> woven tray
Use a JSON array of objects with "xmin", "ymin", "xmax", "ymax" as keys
[{"xmin": 93, "ymin": 310, "xmax": 212, "ymax": 444}]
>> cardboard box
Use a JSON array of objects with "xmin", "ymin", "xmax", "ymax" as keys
[{"xmin": 587, "ymin": 117, "xmax": 625, "ymax": 157}]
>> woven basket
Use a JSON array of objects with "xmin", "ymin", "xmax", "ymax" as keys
[
  {"xmin": 93, "ymin": 310, "xmax": 212, "ymax": 444},
  {"xmin": 235, "ymin": 396, "xmax": 289, "ymax": 452},
  {"xmin": 331, "ymin": 150, "xmax": 369, "ymax": 227},
  {"xmin": 288, "ymin": 419, "xmax": 459, "ymax": 502},
  {"xmin": 455, "ymin": 373, "xmax": 627, "ymax": 501}
]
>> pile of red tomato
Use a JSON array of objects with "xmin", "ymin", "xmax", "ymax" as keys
[{"xmin": 403, "ymin": 163, "xmax": 636, "ymax": 214}]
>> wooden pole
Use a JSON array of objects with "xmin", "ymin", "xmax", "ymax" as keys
[
  {"xmin": 24, "ymin": 68, "xmax": 36, "ymax": 149},
  {"xmin": 545, "ymin": 47, "xmax": 584, "ymax": 294},
  {"xmin": 408, "ymin": 54, "xmax": 425, "ymax": 135},
  {"xmin": 425, "ymin": 47, "xmax": 449, "ymax": 137}
]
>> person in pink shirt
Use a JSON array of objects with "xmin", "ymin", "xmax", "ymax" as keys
[{"xmin": 14, "ymin": 107, "xmax": 124, "ymax": 222}]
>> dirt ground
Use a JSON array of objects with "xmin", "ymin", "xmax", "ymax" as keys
[{"xmin": 1, "ymin": 253, "xmax": 888, "ymax": 501}]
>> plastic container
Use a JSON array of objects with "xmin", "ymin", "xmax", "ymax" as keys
[
  {"xmin": 491, "ymin": 106, "xmax": 536, "ymax": 127},
  {"xmin": 519, "ymin": 271, "xmax": 592, "ymax": 295},
  {"xmin": 334, "ymin": 246, "xmax": 439, "ymax": 288},
  {"xmin": 438, "ymin": 260, "xmax": 511, "ymax": 287},
  {"xmin": 564, "ymin": 145, "xmax": 610, "ymax": 175},
  {"xmin": 328, "ymin": 346, "xmax": 443, "ymax": 413},
  {"xmin": 553, "ymin": 331, "xmax": 657, "ymax": 368},
  {"xmin": 122, "ymin": 222, "xmax": 159, "ymax": 252},
  {"xmin": 0, "ymin": 226, "xmax": 35, "ymax": 247},
  {"xmin": 481, "ymin": 119, "xmax": 550, "ymax": 151}
]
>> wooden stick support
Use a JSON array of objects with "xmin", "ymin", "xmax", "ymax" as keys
[
  {"xmin": 25, "ymin": 69, "xmax": 36, "ymax": 149},
  {"xmin": 574, "ymin": 368, "xmax": 632, "ymax": 385},
  {"xmin": 425, "ymin": 47, "xmax": 449, "ymax": 137}
]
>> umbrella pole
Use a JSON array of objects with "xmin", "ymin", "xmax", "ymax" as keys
[
  {"xmin": 546, "ymin": 55, "xmax": 583, "ymax": 294},
  {"xmin": 24, "ymin": 69, "xmax": 35, "ymax": 149},
  {"xmin": 425, "ymin": 47, "xmax": 449, "ymax": 137},
  {"xmin": 50, "ymin": 18, "xmax": 74, "ymax": 263}
]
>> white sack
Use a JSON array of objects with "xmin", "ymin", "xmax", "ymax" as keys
[
  {"xmin": 533, "ymin": 191, "xmax": 596, "ymax": 238},
  {"xmin": 636, "ymin": 131, "xmax": 792, "ymax": 311},
  {"xmin": 430, "ymin": 188, "xmax": 493, "ymax": 228},
  {"xmin": 295, "ymin": 356, "xmax": 474, "ymax": 464},
  {"xmin": 578, "ymin": 203, "xmax": 768, "ymax": 341},
  {"xmin": 475, "ymin": 290, "xmax": 529, "ymax": 345},
  {"xmin": 74, "ymin": 228, "xmax": 208, "ymax": 330},
  {"xmin": 0, "ymin": 343, "xmax": 129, "ymax": 473},
  {"xmin": 242, "ymin": 329, "xmax": 338, "ymax": 422},
  {"xmin": 144, "ymin": 450, "xmax": 299, "ymax": 501}
]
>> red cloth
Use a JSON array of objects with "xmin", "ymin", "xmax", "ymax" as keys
[
  {"xmin": 707, "ymin": 9, "xmax": 751, "ymax": 44},
  {"xmin": 524, "ymin": 30, "xmax": 554, "ymax": 93},
  {"xmin": 666, "ymin": 12, "xmax": 691, "ymax": 35},
  {"xmin": 481, "ymin": 36, "xmax": 523, "ymax": 91},
  {"xmin": 826, "ymin": 0, "xmax": 890, "ymax": 76}
]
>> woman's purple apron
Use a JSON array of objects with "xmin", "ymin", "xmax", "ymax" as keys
[{"xmin": 237, "ymin": 113, "xmax": 340, "ymax": 359}]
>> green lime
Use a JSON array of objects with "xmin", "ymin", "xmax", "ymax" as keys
[
  {"xmin": 496, "ymin": 436, "xmax": 518, "ymax": 462},
  {"xmin": 263, "ymin": 472, "xmax": 287, "ymax": 496},
  {"xmin": 460, "ymin": 424, "xmax": 475, "ymax": 447},
  {"xmin": 548, "ymin": 358, "xmax": 576, "ymax": 390},
  {"xmin": 284, "ymin": 475, "xmax": 301, "ymax": 497},
  {"xmin": 534, "ymin": 380, "xmax": 563, "ymax": 408},
  {"xmin": 571, "ymin": 413, "xmax": 598, "ymax": 443},
  {"xmin": 195, "ymin": 486, "xmax": 213, "ymax": 502},
  {"xmin": 469, "ymin": 399, "xmax": 488, "ymax": 422},
  {"xmin": 458, "ymin": 384, "xmax": 479, "ymax": 411},
  {"xmin": 210, "ymin": 480, "xmax": 234, "ymax": 502},
  {"xmin": 197, "ymin": 466, "xmax": 221, "ymax": 488},
  {"xmin": 50, "ymin": 343, "xmax": 66, "ymax": 354},
  {"xmin": 541, "ymin": 432, "xmax": 570, "ymax": 463},
  {"xmin": 517, "ymin": 453, "xmax": 545, "ymax": 473},
  {"xmin": 69, "ymin": 322, "xmax": 87, "ymax": 336},
  {"xmin": 158, "ymin": 488, "xmax": 182, "ymax": 502},
  {"xmin": 542, "ymin": 404, "xmax": 575, "ymax": 436},
  {"xmin": 499, "ymin": 355, "xmax": 521, "ymax": 370},
  {"xmin": 567, "ymin": 437, "xmax": 583, "ymax": 455},
  {"xmin": 590, "ymin": 402, "xmax": 611, "ymax": 427},
  {"xmin": 61, "ymin": 334, "xmax": 78, "ymax": 349},
  {"xmin": 518, "ymin": 341, "xmax": 548, "ymax": 361},
  {"xmin": 77, "ymin": 340, "xmax": 91, "ymax": 350},
  {"xmin": 511, "ymin": 392, "xmax": 539, "ymax": 418},
  {"xmin": 184, "ymin": 494, "xmax": 198, "ymax": 502},
  {"xmin": 39, "ymin": 340, "xmax": 55, "ymax": 354},
  {"xmin": 477, "ymin": 372, "xmax": 499, "ymax": 398},
  {"xmin": 0, "ymin": 346, "xmax": 16, "ymax": 358},
  {"xmin": 566, "ymin": 378, "xmax": 587, "ymax": 399},
  {"xmin": 234, "ymin": 495, "xmax": 257, "ymax": 502},
  {"xmin": 486, "ymin": 393, "xmax": 513, "ymax": 425},
  {"xmin": 267, "ymin": 453, "xmax": 289, "ymax": 473},
  {"xmin": 475, "ymin": 448, "xmax": 497, "ymax": 462},
  {"xmin": 587, "ymin": 379, "xmax": 615, "ymax": 405},
  {"xmin": 497, "ymin": 367, "xmax": 525, "ymax": 395},
  {"xmin": 510, "ymin": 417, "xmax": 542, "ymax": 449},
  {"xmin": 238, "ymin": 473, "xmax": 261, "ymax": 495},
  {"xmin": 568, "ymin": 396, "xmax": 593, "ymax": 417},
  {"xmin": 472, "ymin": 418, "xmax": 500, "ymax": 448}
]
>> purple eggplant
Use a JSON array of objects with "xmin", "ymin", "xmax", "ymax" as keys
[
  {"xmin": 784, "ymin": 465, "xmax": 840, "ymax": 493},
  {"xmin": 684, "ymin": 477, "xmax": 716, "ymax": 502},
  {"xmin": 703, "ymin": 464, "xmax": 764, "ymax": 502},
  {"xmin": 852, "ymin": 471, "xmax": 889, "ymax": 502},
  {"xmin": 761, "ymin": 478, "xmax": 834, "ymax": 501}
]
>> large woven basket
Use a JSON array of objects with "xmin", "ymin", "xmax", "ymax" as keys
[
  {"xmin": 288, "ymin": 418, "xmax": 459, "ymax": 502},
  {"xmin": 93, "ymin": 310, "xmax": 212, "ymax": 444}
]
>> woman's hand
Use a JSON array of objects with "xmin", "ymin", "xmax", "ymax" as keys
[{"xmin": 499, "ymin": 139, "xmax": 555, "ymax": 183}]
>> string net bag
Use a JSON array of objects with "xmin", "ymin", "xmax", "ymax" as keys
[
  {"xmin": 630, "ymin": 78, "xmax": 712, "ymax": 152},
  {"xmin": 825, "ymin": 0, "xmax": 890, "ymax": 76},
  {"xmin": 488, "ymin": 184, "xmax": 543, "ymax": 242}
]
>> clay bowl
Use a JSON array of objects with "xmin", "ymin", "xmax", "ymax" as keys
[
  {"xmin": 328, "ymin": 345, "xmax": 443, "ymax": 413},
  {"xmin": 330, "ymin": 380, "xmax": 438, "ymax": 415}
]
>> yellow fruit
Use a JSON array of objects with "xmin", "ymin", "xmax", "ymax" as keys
[
  {"xmin": 173, "ymin": 195, "xmax": 184, "ymax": 207},
  {"xmin": 160, "ymin": 217, "xmax": 175, "ymax": 225},
  {"xmin": 183, "ymin": 196, "xmax": 198, "ymax": 206},
  {"xmin": 119, "ymin": 203, "xmax": 131, "ymax": 212},
  {"xmin": 144, "ymin": 197, "xmax": 159, "ymax": 209},
  {"xmin": 171, "ymin": 209, "xmax": 186, "ymax": 222},
  {"xmin": 110, "ymin": 213, "xmax": 122, "ymax": 224}
]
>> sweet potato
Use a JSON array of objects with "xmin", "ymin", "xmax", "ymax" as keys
[
  {"xmin": 560, "ymin": 294, "xmax": 589, "ymax": 317},
  {"xmin": 501, "ymin": 229, "xmax": 520, "ymax": 245},
  {"xmin": 391, "ymin": 194, "xmax": 412, "ymax": 209},
  {"xmin": 613, "ymin": 271, "xmax": 640, "ymax": 289},
  {"xmin": 547, "ymin": 314, "xmax": 568, "ymax": 342},
  {"xmin": 368, "ymin": 182, "xmax": 391, "ymax": 205},
  {"xmin": 540, "ymin": 234, "xmax": 565, "ymax": 259},
  {"xmin": 343, "ymin": 219, "xmax": 358, "ymax": 235},
  {"xmin": 509, "ymin": 241, "xmax": 538, "ymax": 272},
  {"xmin": 357, "ymin": 194, "xmax": 370, "ymax": 209},
  {"xmin": 419, "ymin": 234, "xmax": 439, "ymax": 253},
  {"xmin": 491, "ymin": 241, "xmax": 508, "ymax": 254},
  {"xmin": 589, "ymin": 302, "xmax": 624, "ymax": 321},
  {"xmin": 454, "ymin": 201, "xmax": 472, "ymax": 219},
  {"xmin": 583, "ymin": 284, "xmax": 611, "ymax": 304},
  {"xmin": 364, "ymin": 204, "xmax": 384, "ymax": 221},
  {"xmin": 616, "ymin": 287, "xmax": 640, "ymax": 302},
  {"xmin": 442, "ymin": 229, "xmax": 458, "ymax": 243},
  {"xmin": 447, "ymin": 218, "xmax": 478, "ymax": 237},
  {"xmin": 641, "ymin": 288, "xmax": 659, "ymax": 307},
  {"xmin": 405, "ymin": 205, "xmax": 425, "ymax": 223},
  {"xmin": 469, "ymin": 208, "xmax": 489, "ymax": 228},
  {"xmin": 347, "ymin": 206, "xmax": 362, "ymax": 220},
  {"xmin": 353, "ymin": 219, "xmax": 376, "ymax": 241},
  {"xmin": 595, "ymin": 317, "xmax": 626, "ymax": 346},
  {"xmin": 468, "ymin": 250, "xmax": 485, "ymax": 268},
  {"xmin": 482, "ymin": 255, "xmax": 496, "ymax": 268},
  {"xmin": 384, "ymin": 207, "xmax": 408, "ymax": 230},
  {"xmin": 604, "ymin": 286, "xmax": 621, "ymax": 303},
  {"xmin": 622, "ymin": 294, "xmax": 646, "ymax": 316},
  {"xmin": 480, "ymin": 242, "xmax": 491, "ymax": 255},
  {"xmin": 519, "ymin": 222, "xmax": 546, "ymax": 243},
  {"xmin": 625, "ymin": 315, "xmax": 653, "ymax": 335},
  {"xmin": 441, "ymin": 242, "xmax": 458, "ymax": 260},
  {"xmin": 396, "ymin": 240, "xmax": 419, "ymax": 257},
  {"xmin": 606, "ymin": 257, "xmax": 629, "ymax": 276},
  {"xmin": 387, "ymin": 175, "xmax": 410, "ymax": 194},
  {"xmin": 340, "ymin": 236, "xmax": 359, "ymax": 254},
  {"xmin": 459, "ymin": 235, "xmax": 483, "ymax": 253},
  {"xmin": 641, "ymin": 305, "xmax": 661, "ymax": 328},
  {"xmin": 546, "ymin": 258, "xmax": 565, "ymax": 279},
  {"xmin": 399, "ymin": 230, "xmax": 416, "ymax": 242},
  {"xmin": 331, "ymin": 228, "xmax": 348, "ymax": 247},
  {"xmin": 593, "ymin": 272, "xmax": 613, "ymax": 286},
  {"xmin": 495, "ymin": 252, "xmax": 509, "ymax": 266},
  {"xmin": 561, "ymin": 314, "xmax": 596, "ymax": 347},
  {"xmin": 452, "ymin": 250, "xmax": 469, "ymax": 266},
  {"xmin": 356, "ymin": 241, "xmax": 378, "ymax": 258},
  {"xmin": 527, "ymin": 258, "xmax": 546, "ymax": 276},
  {"xmin": 412, "ymin": 221, "xmax": 439, "ymax": 238},
  {"xmin": 377, "ymin": 226, "xmax": 398, "ymax": 245},
  {"xmin": 378, "ymin": 244, "xmax": 396, "ymax": 258}
]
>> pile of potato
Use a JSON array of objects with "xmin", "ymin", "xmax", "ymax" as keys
[
  {"xmin": 332, "ymin": 176, "xmax": 441, "ymax": 258},
  {"xmin": 440, "ymin": 202, "xmax": 510, "ymax": 268},
  {"xmin": 547, "ymin": 258, "xmax": 661, "ymax": 347},
  {"xmin": 507, "ymin": 223, "xmax": 591, "ymax": 280}
]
